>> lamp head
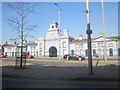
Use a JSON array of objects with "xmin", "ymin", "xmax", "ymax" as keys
[{"xmin": 54, "ymin": 2, "xmax": 57, "ymax": 5}]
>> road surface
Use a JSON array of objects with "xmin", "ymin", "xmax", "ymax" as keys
[{"xmin": 2, "ymin": 78, "xmax": 118, "ymax": 88}]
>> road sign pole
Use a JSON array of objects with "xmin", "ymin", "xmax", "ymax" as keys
[{"xmin": 86, "ymin": 0, "xmax": 93, "ymax": 75}]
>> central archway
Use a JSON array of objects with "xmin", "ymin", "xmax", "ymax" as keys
[{"xmin": 49, "ymin": 46, "xmax": 57, "ymax": 57}]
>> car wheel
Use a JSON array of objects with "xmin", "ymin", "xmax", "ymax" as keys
[
  {"xmin": 83, "ymin": 57, "xmax": 85, "ymax": 60},
  {"xmin": 27, "ymin": 57, "xmax": 30, "ymax": 59},
  {"xmin": 78, "ymin": 57, "xmax": 82, "ymax": 61},
  {"xmin": 66, "ymin": 56, "xmax": 69, "ymax": 60}
]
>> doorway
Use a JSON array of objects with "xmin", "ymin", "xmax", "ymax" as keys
[{"xmin": 49, "ymin": 46, "xmax": 57, "ymax": 57}]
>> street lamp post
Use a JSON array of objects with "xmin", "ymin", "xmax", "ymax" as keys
[
  {"xmin": 86, "ymin": 0, "xmax": 93, "ymax": 75},
  {"xmin": 54, "ymin": 2, "xmax": 63, "ymax": 60},
  {"xmin": 102, "ymin": 0, "xmax": 107, "ymax": 61}
]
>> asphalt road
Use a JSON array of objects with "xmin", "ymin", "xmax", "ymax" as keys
[{"xmin": 2, "ymin": 79, "xmax": 118, "ymax": 88}]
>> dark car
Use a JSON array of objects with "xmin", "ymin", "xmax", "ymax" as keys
[{"xmin": 63, "ymin": 54, "xmax": 85, "ymax": 61}]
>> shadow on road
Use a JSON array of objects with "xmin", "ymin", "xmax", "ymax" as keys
[{"xmin": 2, "ymin": 62, "xmax": 119, "ymax": 88}]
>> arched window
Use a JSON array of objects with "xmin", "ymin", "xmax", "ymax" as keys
[
  {"xmin": 63, "ymin": 49, "xmax": 66, "ymax": 55},
  {"xmin": 80, "ymin": 49, "xmax": 84, "ymax": 55},
  {"xmin": 30, "ymin": 46, "xmax": 32, "ymax": 50},
  {"xmin": 97, "ymin": 43, "xmax": 100, "ymax": 47},
  {"xmin": 33, "ymin": 51, "xmax": 36, "ymax": 56},
  {"xmin": 36, "ymin": 51, "xmax": 38, "ymax": 57},
  {"xmin": 75, "ymin": 50, "xmax": 79, "ymax": 55},
  {"xmin": 5, "ymin": 52, "xmax": 7, "ymax": 56},
  {"xmin": 93, "ymin": 49, "xmax": 96, "ymax": 57},
  {"xmin": 108, "ymin": 43, "xmax": 113, "ymax": 47},
  {"xmin": 92, "ymin": 44, "xmax": 96, "ymax": 48},
  {"xmin": 85, "ymin": 49, "xmax": 88, "ymax": 56},
  {"xmin": 97, "ymin": 49, "xmax": 102, "ymax": 56},
  {"xmin": 40, "ymin": 50, "xmax": 42, "ymax": 55},
  {"xmin": 97, "ymin": 43, "xmax": 104, "ymax": 47},
  {"xmin": 34, "ymin": 46, "xmax": 36, "ymax": 50},
  {"xmin": 118, "ymin": 48, "xmax": 120, "ymax": 56},
  {"xmin": 79, "ymin": 43, "xmax": 83, "ymax": 48},
  {"xmin": 15, "ymin": 52, "xmax": 17, "ymax": 57},
  {"xmin": 109, "ymin": 48, "xmax": 113, "ymax": 56},
  {"xmin": 63, "ymin": 42, "xmax": 66, "ymax": 48},
  {"xmin": 39, "ymin": 43, "xmax": 42, "ymax": 49},
  {"xmin": 12, "ymin": 52, "xmax": 14, "ymax": 57},
  {"xmin": 75, "ymin": 44, "xmax": 79, "ymax": 48},
  {"xmin": 52, "ymin": 25, "xmax": 54, "ymax": 29},
  {"xmin": 101, "ymin": 43, "xmax": 104, "ymax": 47}
]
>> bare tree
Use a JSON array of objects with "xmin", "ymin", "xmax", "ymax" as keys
[{"xmin": 8, "ymin": 2, "xmax": 38, "ymax": 67}]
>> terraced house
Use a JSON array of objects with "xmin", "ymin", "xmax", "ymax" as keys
[{"xmin": 2, "ymin": 22, "xmax": 120, "ymax": 58}]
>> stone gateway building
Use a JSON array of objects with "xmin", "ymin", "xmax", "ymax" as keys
[
  {"xmin": 35, "ymin": 22, "xmax": 73, "ymax": 57},
  {"xmin": 2, "ymin": 22, "xmax": 120, "ymax": 58}
]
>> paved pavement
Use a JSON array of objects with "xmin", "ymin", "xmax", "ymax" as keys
[
  {"xmin": 1, "ymin": 58, "xmax": 119, "ymax": 88},
  {"xmin": 1, "ymin": 58, "xmax": 119, "ymax": 81}
]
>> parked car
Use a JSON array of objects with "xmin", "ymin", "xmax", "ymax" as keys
[
  {"xmin": 22, "ymin": 55, "xmax": 34, "ymax": 58},
  {"xmin": 63, "ymin": 54, "xmax": 85, "ymax": 61},
  {"xmin": 0, "ymin": 54, "xmax": 7, "ymax": 58},
  {"xmin": 21, "ymin": 52, "xmax": 34, "ymax": 58}
]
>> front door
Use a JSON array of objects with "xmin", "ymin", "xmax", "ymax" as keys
[
  {"xmin": 49, "ymin": 46, "xmax": 57, "ymax": 57},
  {"xmin": 93, "ymin": 49, "xmax": 96, "ymax": 57}
]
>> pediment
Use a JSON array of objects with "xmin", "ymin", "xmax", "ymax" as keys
[{"xmin": 93, "ymin": 36, "xmax": 112, "ymax": 42}]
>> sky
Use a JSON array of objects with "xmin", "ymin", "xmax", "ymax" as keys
[{"xmin": 1, "ymin": 2, "xmax": 118, "ymax": 44}]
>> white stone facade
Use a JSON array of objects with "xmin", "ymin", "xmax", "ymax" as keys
[
  {"xmin": 70, "ymin": 35, "xmax": 120, "ymax": 57},
  {"xmin": 2, "ymin": 22, "xmax": 120, "ymax": 58},
  {"xmin": 36, "ymin": 22, "xmax": 73, "ymax": 57}
]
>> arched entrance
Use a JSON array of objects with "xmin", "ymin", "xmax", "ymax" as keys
[
  {"xmin": 118, "ymin": 48, "xmax": 120, "ymax": 56},
  {"xmin": 49, "ymin": 46, "xmax": 57, "ymax": 57},
  {"xmin": 71, "ymin": 50, "xmax": 74, "ymax": 54},
  {"xmin": 109, "ymin": 48, "xmax": 113, "ymax": 56},
  {"xmin": 93, "ymin": 49, "xmax": 96, "ymax": 57},
  {"xmin": 85, "ymin": 49, "xmax": 88, "ymax": 57}
]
